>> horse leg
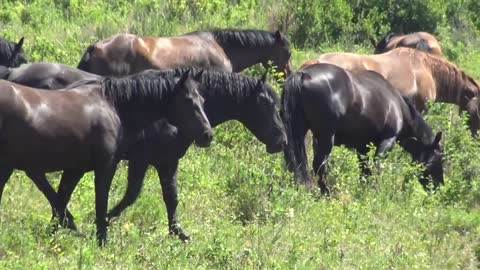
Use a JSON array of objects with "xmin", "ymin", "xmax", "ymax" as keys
[
  {"xmin": 154, "ymin": 161, "xmax": 189, "ymax": 241},
  {"xmin": 373, "ymin": 137, "xmax": 396, "ymax": 173},
  {"xmin": 357, "ymin": 153, "xmax": 371, "ymax": 176},
  {"xmin": 25, "ymin": 171, "xmax": 77, "ymax": 230},
  {"xmin": 312, "ymin": 132, "xmax": 335, "ymax": 195},
  {"xmin": 0, "ymin": 167, "xmax": 14, "ymax": 204},
  {"xmin": 107, "ymin": 156, "xmax": 149, "ymax": 220},
  {"xmin": 93, "ymin": 164, "xmax": 117, "ymax": 246},
  {"xmin": 52, "ymin": 170, "xmax": 84, "ymax": 232}
]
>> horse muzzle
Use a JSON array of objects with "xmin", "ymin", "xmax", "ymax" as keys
[
  {"xmin": 194, "ymin": 130, "xmax": 213, "ymax": 148},
  {"xmin": 266, "ymin": 137, "xmax": 287, "ymax": 154}
]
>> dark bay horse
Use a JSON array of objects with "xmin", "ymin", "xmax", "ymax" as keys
[
  {"xmin": 0, "ymin": 71, "xmax": 213, "ymax": 245},
  {"xmin": 0, "ymin": 62, "xmax": 102, "ymax": 89},
  {"xmin": 0, "ymin": 66, "xmax": 287, "ymax": 241},
  {"xmin": 371, "ymin": 32, "xmax": 442, "ymax": 56},
  {"xmin": 0, "ymin": 37, "xmax": 27, "ymax": 67},
  {"xmin": 282, "ymin": 63, "xmax": 444, "ymax": 192},
  {"xmin": 77, "ymin": 29, "xmax": 292, "ymax": 77},
  {"xmin": 106, "ymin": 68, "xmax": 287, "ymax": 240},
  {"xmin": 301, "ymin": 48, "xmax": 480, "ymax": 135}
]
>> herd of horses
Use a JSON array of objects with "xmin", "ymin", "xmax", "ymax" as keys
[{"xmin": 0, "ymin": 28, "xmax": 478, "ymax": 245}]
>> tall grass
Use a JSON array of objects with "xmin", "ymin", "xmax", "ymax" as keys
[{"xmin": 0, "ymin": 0, "xmax": 479, "ymax": 269}]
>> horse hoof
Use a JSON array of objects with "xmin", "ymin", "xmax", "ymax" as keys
[{"xmin": 178, "ymin": 232, "xmax": 191, "ymax": 242}]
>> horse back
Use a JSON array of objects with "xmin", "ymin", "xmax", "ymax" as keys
[
  {"xmin": 139, "ymin": 34, "xmax": 231, "ymax": 72},
  {"xmin": 389, "ymin": 32, "xmax": 442, "ymax": 56}
]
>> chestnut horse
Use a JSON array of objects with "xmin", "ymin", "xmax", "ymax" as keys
[
  {"xmin": 301, "ymin": 48, "xmax": 480, "ymax": 134},
  {"xmin": 77, "ymin": 29, "xmax": 292, "ymax": 77},
  {"xmin": 371, "ymin": 32, "xmax": 442, "ymax": 56}
]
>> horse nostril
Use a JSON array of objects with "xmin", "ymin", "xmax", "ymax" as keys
[{"xmin": 203, "ymin": 131, "xmax": 213, "ymax": 142}]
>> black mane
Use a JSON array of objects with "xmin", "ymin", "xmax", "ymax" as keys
[
  {"xmin": 138, "ymin": 67, "xmax": 280, "ymax": 105},
  {"xmin": 186, "ymin": 29, "xmax": 289, "ymax": 50},
  {"xmin": 102, "ymin": 74, "xmax": 180, "ymax": 110}
]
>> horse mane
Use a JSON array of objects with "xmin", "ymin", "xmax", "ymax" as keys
[
  {"xmin": 138, "ymin": 67, "xmax": 280, "ymax": 105},
  {"xmin": 397, "ymin": 48, "xmax": 479, "ymax": 102},
  {"xmin": 0, "ymin": 65, "xmax": 11, "ymax": 79},
  {"xmin": 186, "ymin": 29, "xmax": 288, "ymax": 49},
  {"xmin": 101, "ymin": 73, "xmax": 179, "ymax": 110}
]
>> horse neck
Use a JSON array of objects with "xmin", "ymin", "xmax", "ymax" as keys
[
  {"xmin": 426, "ymin": 57, "xmax": 477, "ymax": 106},
  {"xmin": 201, "ymin": 86, "xmax": 248, "ymax": 127},
  {"xmin": 399, "ymin": 101, "xmax": 432, "ymax": 144},
  {"xmin": 221, "ymin": 46, "xmax": 271, "ymax": 72}
]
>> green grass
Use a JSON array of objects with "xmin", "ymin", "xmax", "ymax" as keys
[{"xmin": 1, "ymin": 1, "xmax": 480, "ymax": 269}]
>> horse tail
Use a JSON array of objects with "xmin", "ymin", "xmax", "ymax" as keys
[
  {"xmin": 0, "ymin": 66, "xmax": 11, "ymax": 80},
  {"xmin": 282, "ymin": 72, "xmax": 309, "ymax": 184},
  {"xmin": 77, "ymin": 45, "xmax": 95, "ymax": 71}
]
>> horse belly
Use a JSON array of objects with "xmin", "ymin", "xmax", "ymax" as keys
[{"xmin": 0, "ymin": 124, "xmax": 95, "ymax": 171}]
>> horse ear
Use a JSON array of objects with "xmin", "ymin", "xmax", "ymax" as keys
[
  {"xmin": 193, "ymin": 69, "xmax": 204, "ymax": 81},
  {"xmin": 176, "ymin": 70, "xmax": 191, "ymax": 89},
  {"xmin": 15, "ymin": 37, "xmax": 24, "ymax": 50},
  {"xmin": 300, "ymin": 72, "xmax": 312, "ymax": 81},
  {"xmin": 432, "ymin": 132, "xmax": 442, "ymax": 148},
  {"xmin": 274, "ymin": 30, "xmax": 284, "ymax": 45}
]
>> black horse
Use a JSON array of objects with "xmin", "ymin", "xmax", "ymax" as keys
[
  {"xmin": 282, "ymin": 63, "xmax": 444, "ymax": 193},
  {"xmin": 0, "ymin": 62, "xmax": 102, "ymax": 89},
  {"xmin": 105, "ymin": 67, "xmax": 287, "ymax": 240},
  {"xmin": 0, "ymin": 71, "xmax": 213, "ymax": 245},
  {"xmin": 0, "ymin": 37, "xmax": 27, "ymax": 67}
]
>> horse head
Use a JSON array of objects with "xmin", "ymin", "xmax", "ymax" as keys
[
  {"xmin": 243, "ymin": 72, "xmax": 287, "ymax": 153},
  {"xmin": 402, "ymin": 132, "xmax": 444, "ymax": 189},
  {"xmin": 170, "ymin": 70, "xmax": 213, "ymax": 147},
  {"xmin": 267, "ymin": 30, "xmax": 292, "ymax": 77}
]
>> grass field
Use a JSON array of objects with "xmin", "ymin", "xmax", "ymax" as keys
[{"xmin": 1, "ymin": 1, "xmax": 480, "ymax": 269}]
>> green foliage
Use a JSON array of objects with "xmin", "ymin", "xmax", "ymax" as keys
[{"xmin": 0, "ymin": 0, "xmax": 480, "ymax": 269}]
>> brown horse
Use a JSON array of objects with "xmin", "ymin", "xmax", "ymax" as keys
[
  {"xmin": 301, "ymin": 48, "xmax": 480, "ymax": 134},
  {"xmin": 371, "ymin": 32, "xmax": 442, "ymax": 56},
  {"xmin": 77, "ymin": 29, "xmax": 292, "ymax": 77}
]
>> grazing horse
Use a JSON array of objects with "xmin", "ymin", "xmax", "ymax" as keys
[
  {"xmin": 282, "ymin": 63, "xmax": 444, "ymax": 192},
  {"xmin": 77, "ymin": 29, "xmax": 292, "ymax": 77},
  {"xmin": 0, "ymin": 37, "xmax": 27, "ymax": 67},
  {"xmin": 371, "ymin": 32, "xmax": 442, "ymax": 56},
  {"xmin": 0, "ymin": 66, "xmax": 287, "ymax": 241},
  {"xmin": 0, "ymin": 62, "xmax": 102, "ymax": 89},
  {"xmin": 301, "ymin": 48, "xmax": 480, "ymax": 135},
  {"xmin": 0, "ymin": 71, "xmax": 213, "ymax": 245}
]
